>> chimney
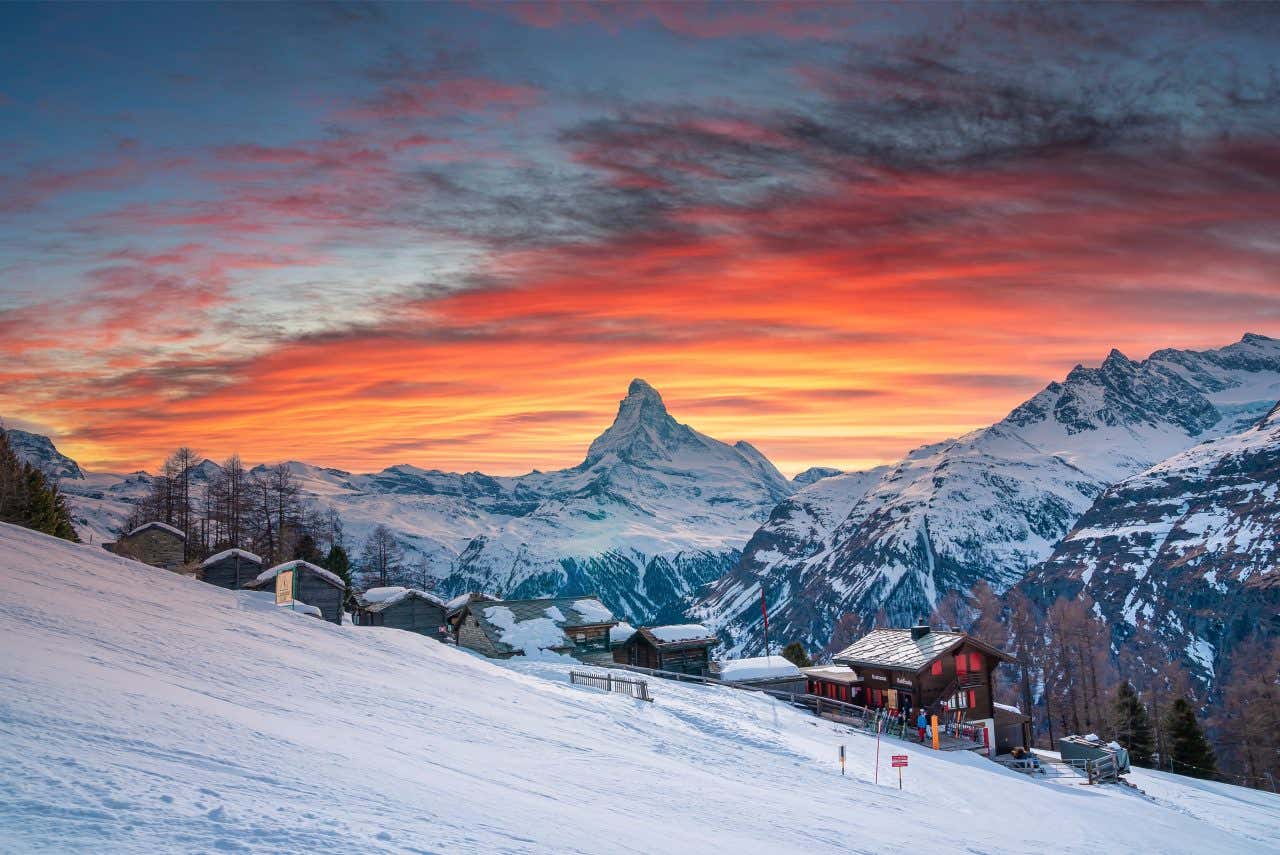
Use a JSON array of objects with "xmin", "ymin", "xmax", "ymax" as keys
[{"xmin": 910, "ymin": 619, "xmax": 931, "ymax": 641}]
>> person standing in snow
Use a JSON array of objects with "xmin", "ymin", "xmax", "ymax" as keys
[{"xmin": 917, "ymin": 709, "xmax": 928, "ymax": 742}]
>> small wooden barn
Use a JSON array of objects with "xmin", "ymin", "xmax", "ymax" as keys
[
  {"xmin": 354, "ymin": 586, "xmax": 449, "ymax": 640},
  {"xmin": 197, "ymin": 548, "xmax": 263, "ymax": 590},
  {"xmin": 445, "ymin": 591, "xmax": 499, "ymax": 637},
  {"xmin": 105, "ymin": 521, "xmax": 186, "ymax": 570},
  {"xmin": 245, "ymin": 560, "xmax": 345, "ymax": 624},
  {"xmin": 994, "ymin": 702, "xmax": 1033, "ymax": 754},
  {"xmin": 613, "ymin": 623, "xmax": 718, "ymax": 676},
  {"xmin": 455, "ymin": 596, "xmax": 617, "ymax": 664}
]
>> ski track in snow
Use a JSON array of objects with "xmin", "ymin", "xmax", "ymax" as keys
[{"xmin": 0, "ymin": 523, "xmax": 1277, "ymax": 853}]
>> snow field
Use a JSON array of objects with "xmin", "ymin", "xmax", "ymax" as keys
[{"xmin": 0, "ymin": 523, "xmax": 1276, "ymax": 854}]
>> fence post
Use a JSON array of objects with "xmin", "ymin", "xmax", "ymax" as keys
[{"xmin": 607, "ymin": 673, "xmax": 613, "ymax": 693}]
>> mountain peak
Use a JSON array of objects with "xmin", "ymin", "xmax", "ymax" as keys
[{"xmin": 625, "ymin": 378, "xmax": 665, "ymax": 407}]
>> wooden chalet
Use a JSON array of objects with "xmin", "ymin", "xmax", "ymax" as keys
[
  {"xmin": 105, "ymin": 521, "xmax": 186, "ymax": 571},
  {"xmin": 197, "ymin": 548, "xmax": 263, "ymax": 590},
  {"xmin": 613, "ymin": 623, "xmax": 718, "ymax": 676},
  {"xmin": 354, "ymin": 586, "xmax": 449, "ymax": 640},
  {"xmin": 244, "ymin": 560, "xmax": 345, "ymax": 625},
  {"xmin": 825, "ymin": 623, "xmax": 1016, "ymax": 730},
  {"xmin": 455, "ymin": 596, "xmax": 617, "ymax": 664},
  {"xmin": 994, "ymin": 703, "xmax": 1033, "ymax": 754}
]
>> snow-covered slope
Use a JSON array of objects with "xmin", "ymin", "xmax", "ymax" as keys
[
  {"xmin": 697, "ymin": 334, "xmax": 1280, "ymax": 656},
  {"xmin": 1022, "ymin": 401, "xmax": 1280, "ymax": 685},
  {"xmin": 35, "ymin": 380, "xmax": 794, "ymax": 623},
  {"xmin": 1, "ymin": 522, "xmax": 1276, "ymax": 853}
]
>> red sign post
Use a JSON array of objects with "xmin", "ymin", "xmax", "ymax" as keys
[{"xmin": 891, "ymin": 754, "xmax": 908, "ymax": 789}]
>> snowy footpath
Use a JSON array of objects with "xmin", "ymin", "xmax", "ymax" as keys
[{"xmin": 0, "ymin": 523, "xmax": 1276, "ymax": 853}]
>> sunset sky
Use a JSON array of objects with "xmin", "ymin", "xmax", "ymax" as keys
[{"xmin": 2, "ymin": 2, "xmax": 1279, "ymax": 476}]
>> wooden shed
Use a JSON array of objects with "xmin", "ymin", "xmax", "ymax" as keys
[
  {"xmin": 197, "ymin": 548, "xmax": 263, "ymax": 590},
  {"xmin": 105, "ymin": 521, "xmax": 186, "ymax": 570},
  {"xmin": 354, "ymin": 586, "xmax": 449, "ymax": 640},
  {"xmin": 994, "ymin": 702, "xmax": 1033, "ymax": 754},
  {"xmin": 245, "ymin": 560, "xmax": 345, "ymax": 625},
  {"xmin": 455, "ymin": 596, "xmax": 617, "ymax": 664},
  {"xmin": 614, "ymin": 624, "xmax": 718, "ymax": 676}
]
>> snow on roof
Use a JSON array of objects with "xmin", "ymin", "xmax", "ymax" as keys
[
  {"xmin": 253, "ymin": 560, "xmax": 345, "ymax": 589},
  {"xmin": 199, "ymin": 548, "xmax": 262, "ymax": 567},
  {"xmin": 358, "ymin": 586, "xmax": 446, "ymax": 612},
  {"xmin": 126, "ymin": 521, "xmax": 186, "ymax": 540},
  {"xmin": 571, "ymin": 598, "xmax": 614, "ymax": 624},
  {"xmin": 363, "ymin": 586, "xmax": 408, "ymax": 603},
  {"xmin": 609, "ymin": 622, "xmax": 637, "ymax": 645},
  {"xmin": 715, "ymin": 656, "xmax": 802, "ymax": 682},
  {"xmin": 645, "ymin": 624, "xmax": 715, "ymax": 644},
  {"xmin": 801, "ymin": 665, "xmax": 860, "ymax": 684},
  {"xmin": 832, "ymin": 628, "xmax": 1015, "ymax": 672},
  {"xmin": 483, "ymin": 605, "xmax": 569, "ymax": 655},
  {"xmin": 445, "ymin": 592, "xmax": 497, "ymax": 614}
]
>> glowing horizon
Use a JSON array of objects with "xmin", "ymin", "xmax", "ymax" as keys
[{"xmin": 2, "ymin": 4, "xmax": 1278, "ymax": 476}]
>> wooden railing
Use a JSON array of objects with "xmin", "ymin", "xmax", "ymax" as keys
[{"xmin": 570, "ymin": 670, "xmax": 652, "ymax": 701}]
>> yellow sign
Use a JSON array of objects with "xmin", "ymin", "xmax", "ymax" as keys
[{"xmin": 275, "ymin": 569, "xmax": 294, "ymax": 605}]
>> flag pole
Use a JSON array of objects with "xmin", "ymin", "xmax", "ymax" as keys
[{"xmin": 760, "ymin": 588, "xmax": 770, "ymax": 659}]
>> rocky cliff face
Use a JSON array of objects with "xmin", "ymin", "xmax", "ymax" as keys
[
  {"xmin": 695, "ymin": 334, "xmax": 1280, "ymax": 658},
  {"xmin": 5, "ymin": 429, "xmax": 84, "ymax": 480},
  {"xmin": 1021, "ymin": 401, "xmax": 1280, "ymax": 686}
]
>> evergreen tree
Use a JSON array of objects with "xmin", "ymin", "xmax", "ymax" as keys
[
  {"xmin": 0, "ymin": 430, "xmax": 78, "ymax": 542},
  {"xmin": 781, "ymin": 641, "xmax": 812, "ymax": 668},
  {"xmin": 1164, "ymin": 698, "xmax": 1217, "ymax": 779},
  {"xmin": 293, "ymin": 531, "xmax": 323, "ymax": 564},
  {"xmin": 323, "ymin": 543, "xmax": 354, "ymax": 610},
  {"xmin": 1111, "ymin": 681, "xmax": 1156, "ymax": 767}
]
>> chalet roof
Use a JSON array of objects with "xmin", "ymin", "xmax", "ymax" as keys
[
  {"xmin": 466, "ymin": 596, "xmax": 617, "ymax": 656},
  {"xmin": 831, "ymin": 628, "xmax": 1015, "ymax": 673},
  {"xmin": 637, "ymin": 624, "xmax": 718, "ymax": 648},
  {"xmin": 609, "ymin": 622, "xmax": 637, "ymax": 646},
  {"xmin": 801, "ymin": 665, "xmax": 861, "ymax": 685},
  {"xmin": 247, "ymin": 560, "xmax": 345, "ymax": 590},
  {"xmin": 126, "ymin": 521, "xmax": 186, "ymax": 540},
  {"xmin": 357, "ymin": 586, "xmax": 446, "ymax": 613},
  {"xmin": 199, "ymin": 548, "xmax": 262, "ymax": 567},
  {"xmin": 445, "ymin": 591, "xmax": 498, "ymax": 617}
]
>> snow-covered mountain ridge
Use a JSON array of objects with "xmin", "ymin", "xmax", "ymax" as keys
[
  {"xmin": 13, "ymin": 380, "xmax": 795, "ymax": 623},
  {"xmin": 2, "ymin": 522, "xmax": 1276, "ymax": 853},
  {"xmin": 1021, "ymin": 400, "xmax": 1280, "ymax": 685},
  {"xmin": 695, "ymin": 333, "xmax": 1280, "ymax": 658}
]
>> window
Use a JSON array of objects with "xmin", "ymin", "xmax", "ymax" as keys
[
  {"xmin": 949, "ymin": 690, "xmax": 970, "ymax": 710},
  {"xmin": 931, "ymin": 660, "xmax": 943, "ymax": 676}
]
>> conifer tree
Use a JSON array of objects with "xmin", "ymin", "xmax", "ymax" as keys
[
  {"xmin": 1111, "ymin": 681, "xmax": 1156, "ymax": 767},
  {"xmin": 323, "ymin": 543, "xmax": 354, "ymax": 609},
  {"xmin": 1164, "ymin": 698, "xmax": 1217, "ymax": 779},
  {"xmin": 781, "ymin": 641, "xmax": 812, "ymax": 668},
  {"xmin": 0, "ymin": 430, "xmax": 79, "ymax": 542}
]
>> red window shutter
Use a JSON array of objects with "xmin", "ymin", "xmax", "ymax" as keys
[
  {"xmin": 956, "ymin": 655, "xmax": 968, "ymax": 674},
  {"xmin": 970, "ymin": 652, "xmax": 982, "ymax": 671},
  {"xmin": 931, "ymin": 660, "xmax": 942, "ymax": 676},
  {"xmin": 968, "ymin": 689, "xmax": 976, "ymax": 708}
]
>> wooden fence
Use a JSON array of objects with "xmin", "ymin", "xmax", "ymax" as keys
[{"xmin": 570, "ymin": 670, "xmax": 652, "ymax": 701}]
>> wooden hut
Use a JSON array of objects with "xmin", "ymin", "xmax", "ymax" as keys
[
  {"xmin": 354, "ymin": 586, "xmax": 449, "ymax": 640},
  {"xmin": 613, "ymin": 624, "xmax": 718, "ymax": 676},
  {"xmin": 994, "ymin": 702, "xmax": 1033, "ymax": 754},
  {"xmin": 445, "ymin": 592, "xmax": 499, "ymax": 638},
  {"xmin": 244, "ymin": 560, "xmax": 345, "ymax": 624},
  {"xmin": 830, "ymin": 622, "xmax": 1016, "ymax": 741},
  {"xmin": 197, "ymin": 548, "xmax": 263, "ymax": 590},
  {"xmin": 801, "ymin": 664, "xmax": 863, "ymax": 704},
  {"xmin": 105, "ymin": 521, "xmax": 186, "ymax": 570},
  {"xmin": 455, "ymin": 596, "xmax": 617, "ymax": 664}
]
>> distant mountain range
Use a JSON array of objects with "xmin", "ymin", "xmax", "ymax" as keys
[
  {"xmin": 10, "ymin": 379, "xmax": 794, "ymax": 624},
  {"xmin": 693, "ymin": 334, "xmax": 1280, "ymax": 664},
  {"xmin": 11, "ymin": 334, "xmax": 1280, "ymax": 686}
]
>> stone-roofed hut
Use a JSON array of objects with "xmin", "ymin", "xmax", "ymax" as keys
[
  {"xmin": 830, "ymin": 622, "xmax": 1016, "ymax": 728},
  {"xmin": 197, "ymin": 548, "xmax": 263, "ymax": 590},
  {"xmin": 105, "ymin": 521, "xmax": 187, "ymax": 571},
  {"xmin": 354, "ymin": 586, "xmax": 449, "ymax": 640},
  {"xmin": 614, "ymin": 624, "xmax": 718, "ymax": 676},
  {"xmin": 456, "ymin": 596, "xmax": 617, "ymax": 664},
  {"xmin": 244, "ymin": 560, "xmax": 345, "ymax": 624},
  {"xmin": 710, "ymin": 656, "xmax": 806, "ymax": 693}
]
